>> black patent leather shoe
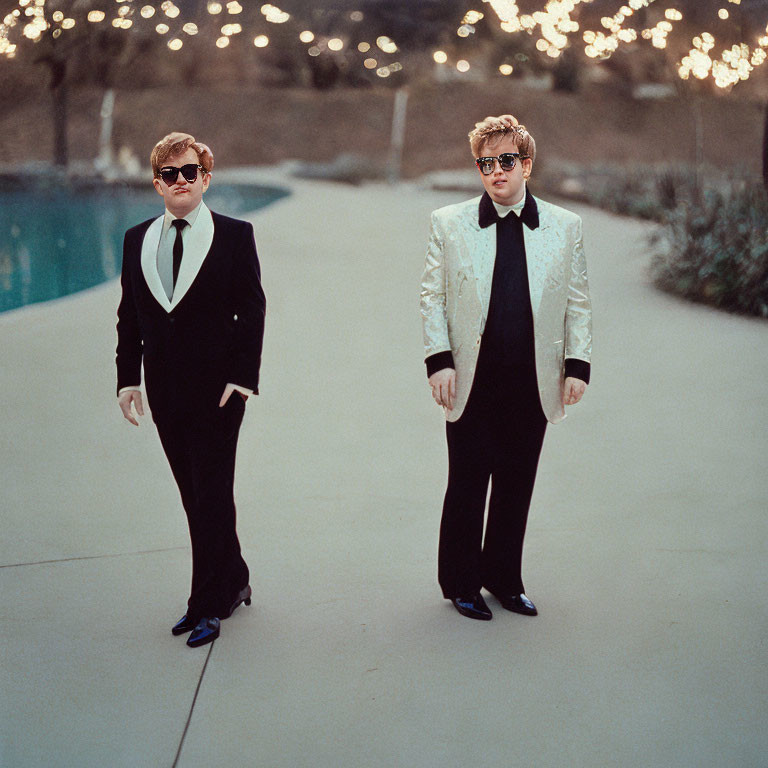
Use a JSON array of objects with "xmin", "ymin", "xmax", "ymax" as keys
[
  {"xmin": 221, "ymin": 585, "xmax": 252, "ymax": 620},
  {"xmin": 187, "ymin": 617, "xmax": 220, "ymax": 648},
  {"xmin": 491, "ymin": 592, "xmax": 538, "ymax": 616},
  {"xmin": 450, "ymin": 593, "xmax": 493, "ymax": 621},
  {"xmin": 171, "ymin": 615, "xmax": 198, "ymax": 636}
]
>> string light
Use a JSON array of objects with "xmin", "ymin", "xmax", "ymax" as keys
[
  {"xmin": 639, "ymin": 12, "xmax": 680, "ymax": 51},
  {"xmin": 480, "ymin": 0, "xmax": 766, "ymax": 87},
  {"xmin": 161, "ymin": 2, "xmax": 179, "ymax": 19},
  {"xmin": 0, "ymin": 0, "xmax": 763, "ymax": 90},
  {"xmin": 261, "ymin": 4, "xmax": 289, "ymax": 23},
  {"xmin": 376, "ymin": 35, "xmax": 397, "ymax": 53}
]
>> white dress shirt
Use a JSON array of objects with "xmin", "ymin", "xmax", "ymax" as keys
[
  {"xmin": 157, "ymin": 201, "xmax": 204, "ymax": 301},
  {"xmin": 118, "ymin": 202, "xmax": 253, "ymax": 400}
]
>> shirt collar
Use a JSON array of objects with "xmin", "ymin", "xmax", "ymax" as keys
[
  {"xmin": 493, "ymin": 183, "xmax": 527, "ymax": 218},
  {"xmin": 162, "ymin": 199, "xmax": 205, "ymax": 232},
  {"xmin": 478, "ymin": 187, "xmax": 539, "ymax": 230}
]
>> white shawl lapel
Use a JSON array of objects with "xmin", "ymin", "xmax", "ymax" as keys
[
  {"xmin": 139, "ymin": 202, "xmax": 215, "ymax": 313},
  {"xmin": 140, "ymin": 215, "xmax": 169, "ymax": 312}
]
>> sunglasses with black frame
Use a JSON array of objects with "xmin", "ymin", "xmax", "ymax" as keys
[
  {"xmin": 475, "ymin": 152, "xmax": 529, "ymax": 176},
  {"xmin": 157, "ymin": 164, "xmax": 205, "ymax": 186}
]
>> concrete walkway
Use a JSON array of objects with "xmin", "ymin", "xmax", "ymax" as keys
[{"xmin": 2, "ymin": 173, "xmax": 767, "ymax": 768}]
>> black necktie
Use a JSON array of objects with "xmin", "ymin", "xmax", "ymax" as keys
[{"xmin": 171, "ymin": 219, "xmax": 189, "ymax": 292}]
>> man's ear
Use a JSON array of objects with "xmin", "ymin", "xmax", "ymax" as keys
[
  {"xmin": 522, "ymin": 157, "xmax": 533, "ymax": 179},
  {"xmin": 152, "ymin": 177, "xmax": 164, "ymax": 197}
]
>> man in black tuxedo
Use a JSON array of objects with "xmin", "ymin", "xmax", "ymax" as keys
[{"xmin": 116, "ymin": 132, "xmax": 265, "ymax": 648}]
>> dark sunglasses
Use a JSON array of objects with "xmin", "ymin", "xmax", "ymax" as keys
[
  {"xmin": 475, "ymin": 153, "xmax": 529, "ymax": 175},
  {"xmin": 157, "ymin": 164, "xmax": 204, "ymax": 185}
]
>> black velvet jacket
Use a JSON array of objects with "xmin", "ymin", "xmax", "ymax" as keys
[{"xmin": 116, "ymin": 211, "xmax": 266, "ymax": 417}]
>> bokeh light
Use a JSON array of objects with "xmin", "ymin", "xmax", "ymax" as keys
[{"xmin": 0, "ymin": 0, "xmax": 763, "ymax": 92}]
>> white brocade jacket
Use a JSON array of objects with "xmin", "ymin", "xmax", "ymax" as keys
[{"xmin": 420, "ymin": 193, "xmax": 592, "ymax": 424}]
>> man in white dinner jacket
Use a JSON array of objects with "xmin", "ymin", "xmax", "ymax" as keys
[
  {"xmin": 420, "ymin": 114, "xmax": 592, "ymax": 621},
  {"xmin": 116, "ymin": 132, "xmax": 265, "ymax": 647}
]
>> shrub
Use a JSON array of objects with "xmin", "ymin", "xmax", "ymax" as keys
[
  {"xmin": 548, "ymin": 163, "xmax": 704, "ymax": 222},
  {"xmin": 650, "ymin": 181, "xmax": 768, "ymax": 317}
]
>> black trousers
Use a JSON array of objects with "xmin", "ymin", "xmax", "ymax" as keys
[
  {"xmin": 438, "ymin": 356, "xmax": 547, "ymax": 599},
  {"xmin": 155, "ymin": 394, "xmax": 249, "ymax": 620}
]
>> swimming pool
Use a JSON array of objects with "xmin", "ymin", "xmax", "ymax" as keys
[{"xmin": 0, "ymin": 180, "xmax": 288, "ymax": 313}]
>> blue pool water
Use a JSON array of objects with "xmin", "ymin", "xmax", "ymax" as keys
[{"xmin": 0, "ymin": 181, "xmax": 288, "ymax": 313}]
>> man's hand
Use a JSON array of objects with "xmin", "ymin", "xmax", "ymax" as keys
[
  {"xmin": 118, "ymin": 390, "xmax": 144, "ymax": 427},
  {"xmin": 429, "ymin": 368, "xmax": 456, "ymax": 411},
  {"xmin": 219, "ymin": 383, "xmax": 248, "ymax": 408},
  {"xmin": 563, "ymin": 377, "xmax": 587, "ymax": 406}
]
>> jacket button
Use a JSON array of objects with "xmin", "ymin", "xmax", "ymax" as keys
[{"xmin": 169, "ymin": 317, "xmax": 175, "ymax": 324}]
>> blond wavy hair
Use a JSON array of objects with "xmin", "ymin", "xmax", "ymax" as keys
[
  {"xmin": 468, "ymin": 114, "xmax": 536, "ymax": 164},
  {"xmin": 150, "ymin": 132, "xmax": 214, "ymax": 176}
]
